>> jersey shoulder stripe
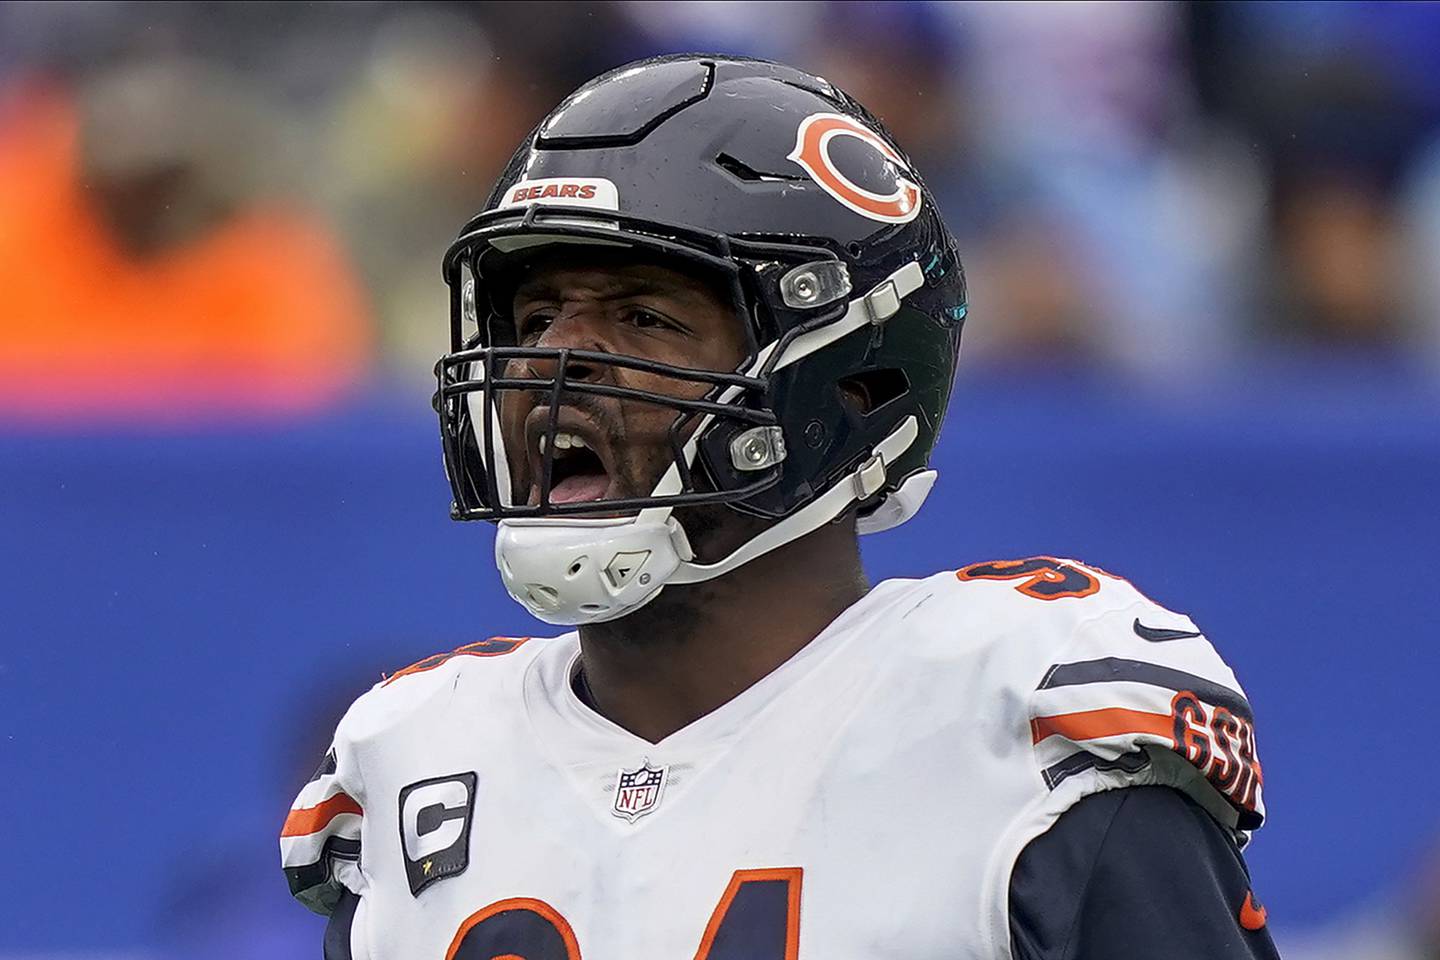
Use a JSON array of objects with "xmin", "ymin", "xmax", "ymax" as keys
[
  {"xmin": 1026, "ymin": 590, "xmax": 1265, "ymax": 831},
  {"xmin": 282, "ymin": 791, "xmax": 363, "ymax": 838},
  {"xmin": 281, "ymin": 782, "xmax": 364, "ymax": 913},
  {"xmin": 1038, "ymin": 657, "xmax": 1254, "ymax": 722},
  {"xmin": 1031, "ymin": 705, "xmax": 1173, "ymax": 745},
  {"xmin": 382, "ymin": 636, "xmax": 531, "ymax": 687},
  {"xmin": 281, "ymin": 744, "xmax": 367, "ymax": 915}
]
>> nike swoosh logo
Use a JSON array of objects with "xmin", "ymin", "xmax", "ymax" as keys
[
  {"xmin": 1133, "ymin": 618, "xmax": 1202, "ymax": 642},
  {"xmin": 1239, "ymin": 890, "xmax": 1268, "ymax": 931}
]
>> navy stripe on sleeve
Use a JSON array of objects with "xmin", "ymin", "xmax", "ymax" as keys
[{"xmin": 1038, "ymin": 657, "xmax": 1253, "ymax": 721}]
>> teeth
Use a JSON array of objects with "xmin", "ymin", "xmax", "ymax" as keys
[{"xmin": 540, "ymin": 432, "xmax": 588, "ymax": 455}]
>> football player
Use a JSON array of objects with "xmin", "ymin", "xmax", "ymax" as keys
[{"xmin": 282, "ymin": 55, "xmax": 1280, "ymax": 960}]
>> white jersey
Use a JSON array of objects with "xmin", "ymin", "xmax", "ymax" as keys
[{"xmin": 281, "ymin": 558, "xmax": 1264, "ymax": 960}]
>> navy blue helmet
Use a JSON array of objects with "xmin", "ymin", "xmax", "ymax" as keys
[{"xmin": 435, "ymin": 54, "xmax": 968, "ymax": 621}]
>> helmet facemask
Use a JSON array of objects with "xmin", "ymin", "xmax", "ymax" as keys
[{"xmin": 438, "ymin": 203, "xmax": 853, "ymax": 523}]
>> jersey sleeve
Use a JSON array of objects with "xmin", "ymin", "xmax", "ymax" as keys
[
  {"xmin": 1027, "ymin": 585, "xmax": 1265, "ymax": 834},
  {"xmin": 280, "ymin": 729, "xmax": 367, "ymax": 916},
  {"xmin": 1009, "ymin": 786, "xmax": 1280, "ymax": 960}
]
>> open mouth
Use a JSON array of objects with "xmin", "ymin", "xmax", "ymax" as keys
[{"xmin": 532, "ymin": 427, "xmax": 613, "ymax": 505}]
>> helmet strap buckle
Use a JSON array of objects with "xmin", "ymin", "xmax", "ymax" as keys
[{"xmin": 853, "ymin": 453, "xmax": 888, "ymax": 499}]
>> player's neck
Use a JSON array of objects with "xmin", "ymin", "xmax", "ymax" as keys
[{"xmin": 575, "ymin": 520, "xmax": 868, "ymax": 743}]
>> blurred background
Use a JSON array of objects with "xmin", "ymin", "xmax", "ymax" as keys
[{"xmin": 1, "ymin": 1, "xmax": 1438, "ymax": 957}]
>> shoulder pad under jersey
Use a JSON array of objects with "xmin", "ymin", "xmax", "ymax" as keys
[
  {"xmin": 278, "ymin": 636, "xmax": 535, "ymax": 914},
  {"xmin": 992, "ymin": 559, "xmax": 1265, "ymax": 832},
  {"xmin": 947, "ymin": 557, "xmax": 1264, "ymax": 832}
]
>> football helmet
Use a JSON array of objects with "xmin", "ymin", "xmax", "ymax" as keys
[{"xmin": 436, "ymin": 55, "xmax": 967, "ymax": 624}]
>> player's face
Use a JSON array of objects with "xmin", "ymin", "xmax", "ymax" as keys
[{"xmin": 499, "ymin": 254, "xmax": 748, "ymax": 509}]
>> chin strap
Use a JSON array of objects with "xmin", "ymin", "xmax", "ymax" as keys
[
  {"xmin": 670, "ymin": 415, "xmax": 920, "ymax": 585},
  {"xmin": 769, "ymin": 259, "xmax": 925, "ymax": 372}
]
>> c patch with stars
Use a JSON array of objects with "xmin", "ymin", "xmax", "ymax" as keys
[{"xmin": 398, "ymin": 772, "xmax": 477, "ymax": 897}]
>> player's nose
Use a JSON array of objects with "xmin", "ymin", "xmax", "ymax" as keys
[{"xmin": 524, "ymin": 312, "xmax": 610, "ymax": 384}]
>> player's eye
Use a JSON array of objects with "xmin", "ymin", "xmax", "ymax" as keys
[
  {"xmin": 517, "ymin": 311, "xmax": 555, "ymax": 343},
  {"xmin": 622, "ymin": 307, "xmax": 683, "ymax": 334}
]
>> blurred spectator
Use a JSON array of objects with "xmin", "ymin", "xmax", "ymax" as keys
[
  {"xmin": 1193, "ymin": 1, "xmax": 1440, "ymax": 359},
  {"xmin": 1270, "ymin": 166, "xmax": 1406, "ymax": 350},
  {"xmin": 1402, "ymin": 137, "xmax": 1440, "ymax": 370},
  {"xmin": 1241, "ymin": 47, "xmax": 1422, "ymax": 353},
  {"xmin": 0, "ymin": 59, "xmax": 370, "ymax": 424},
  {"xmin": 942, "ymin": 1, "xmax": 1265, "ymax": 377},
  {"xmin": 5, "ymin": 0, "xmax": 1435, "ymax": 395},
  {"xmin": 317, "ymin": 8, "xmax": 553, "ymax": 380}
]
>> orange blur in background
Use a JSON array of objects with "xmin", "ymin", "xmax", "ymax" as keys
[{"xmin": 0, "ymin": 82, "xmax": 369, "ymax": 423}]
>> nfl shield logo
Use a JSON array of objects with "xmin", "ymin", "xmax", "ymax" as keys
[{"xmin": 611, "ymin": 759, "xmax": 668, "ymax": 823}]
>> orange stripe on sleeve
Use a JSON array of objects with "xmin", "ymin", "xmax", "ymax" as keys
[
  {"xmin": 1031, "ymin": 707, "xmax": 1173, "ymax": 745},
  {"xmin": 281, "ymin": 792, "xmax": 362, "ymax": 838}
]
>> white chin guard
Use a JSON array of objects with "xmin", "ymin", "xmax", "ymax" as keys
[{"xmin": 495, "ymin": 511, "xmax": 695, "ymax": 625}]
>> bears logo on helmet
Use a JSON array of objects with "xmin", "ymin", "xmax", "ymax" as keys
[{"xmin": 787, "ymin": 112, "xmax": 923, "ymax": 224}]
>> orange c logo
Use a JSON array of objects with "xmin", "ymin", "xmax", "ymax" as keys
[{"xmin": 787, "ymin": 112, "xmax": 922, "ymax": 224}]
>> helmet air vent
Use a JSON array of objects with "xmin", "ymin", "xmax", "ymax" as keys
[
  {"xmin": 837, "ymin": 368, "xmax": 910, "ymax": 417},
  {"xmin": 713, "ymin": 152, "xmax": 805, "ymax": 184}
]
